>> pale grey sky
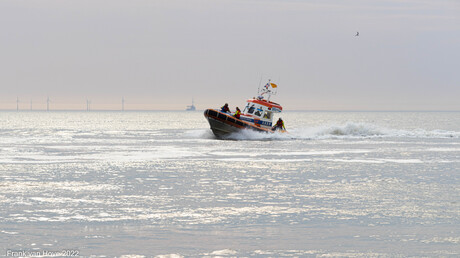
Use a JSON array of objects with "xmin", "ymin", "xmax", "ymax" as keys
[{"xmin": 1, "ymin": 0, "xmax": 459, "ymax": 110}]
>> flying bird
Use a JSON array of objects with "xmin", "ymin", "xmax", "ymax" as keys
[{"xmin": 355, "ymin": 31, "xmax": 359, "ymax": 36}]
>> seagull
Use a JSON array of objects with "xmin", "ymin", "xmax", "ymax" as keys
[{"xmin": 355, "ymin": 31, "xmax": 359, "ymax": 36}]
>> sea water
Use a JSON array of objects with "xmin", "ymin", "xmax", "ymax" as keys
[{"xmin": 0, "ymin": 111, "xmax": 459, "ymax": 257}]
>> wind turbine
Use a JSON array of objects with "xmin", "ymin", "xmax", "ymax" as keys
[
  {"xmin": 46, "ymin": 96, "xmax": 51, "ymax": 111},
  {"xmin": 16, "ymin": 97, "xmax": 19, "ymax": 111},
  {"xmin": 86, "ymin": 99, "xmax": 91, "ymax": 111},
  {"xmin": 122, "ymin": 96, "xmax": 125, "ymax": 111}
]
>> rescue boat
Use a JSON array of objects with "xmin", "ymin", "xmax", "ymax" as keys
[{"xmin": 204, "ymin": 80, "xmax": 284, "ymax": 138}]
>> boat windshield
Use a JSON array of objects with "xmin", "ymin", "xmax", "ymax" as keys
[
  {"xmin": 254, "ymin": 107, "xmax": 263, "ymax": 117},
  {"xmin": 247, "ymin": 105, "xmax": 255, "ymax": 114}
]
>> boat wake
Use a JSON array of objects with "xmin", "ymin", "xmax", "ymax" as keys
[
  {"xmin": 294, "ymin": 122, "xmax": 460, "ymax": 140},
  {"xmin": 191, "ymin": 122, "xmax": 460, "ymax": 141}
]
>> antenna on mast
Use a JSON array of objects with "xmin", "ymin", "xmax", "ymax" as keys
[
  {"xmin": 257, "ymin": 78, "xmax": 278, "ymax": 102},
  {"xmin": 257, "ymin": 75, "xmax": 263, "ymax": 96},
  {"xmin": 267, "ymin": 79, "xmax": 272, "ymax": 101}
]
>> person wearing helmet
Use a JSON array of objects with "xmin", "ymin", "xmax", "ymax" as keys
[
  {"xmin": 272, "ymin": 118, "xmax": 286, "ymax": 131},
  {"xmin": 233, "ymin": 107, "xmax": 241, "ymax": 119},
  {"xmin": 220, "ymin": 103, "xmax": 230, "ymax": 113}
]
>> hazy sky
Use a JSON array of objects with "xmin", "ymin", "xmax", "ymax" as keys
[{"xmin": 1, "ymin": 0, "xmax": 459, "ymax": 110}]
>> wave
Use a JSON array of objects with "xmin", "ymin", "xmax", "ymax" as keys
[
  {"xmin": 196, "ymin": 122, "xmax": 460, "ymax": 140},
  {"xmin": 300, "ymin": 122, "xmax": 460, "ymax": 139}
]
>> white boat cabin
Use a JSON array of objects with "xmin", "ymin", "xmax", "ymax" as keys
[{"xmin": 240, "ymin": 98, "xmax": 283, "ymax": 129}]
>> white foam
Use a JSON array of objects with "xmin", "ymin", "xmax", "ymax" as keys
[
  {"xmin": 209, "ymin": 249, "xmax": 238, "ymax": 255},
  {"xmin": 0, "ymin": 230, "xmax": 18, "ymax": 235},
  {"xmin": 299, "ymin": 123, "xmax": 460, "ymax": 139},
  {"xmin": 154, "ymin": 254, "xmax": 184, "ymax": 258},
  {"xmin": 201, "ymin": 122, "xmax": 460, "ymax": 141},
  {"xmin": 324, "ymin": 158, "xmax": 423, "ymax": 164},
  {"xmin": 223, "ymin": 128, "xmax": 294, "ymax": 141}
]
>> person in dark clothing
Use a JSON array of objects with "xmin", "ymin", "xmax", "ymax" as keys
[{"xmin": 220, "ymin": 103, "xmax": 230, "ymax": 113}]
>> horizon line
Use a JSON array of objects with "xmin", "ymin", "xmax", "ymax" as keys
[{"xmin": 0, "ymin": 109, "xmax": 459, "ymax": 112}]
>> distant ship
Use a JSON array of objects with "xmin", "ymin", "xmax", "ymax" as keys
[{"xmin": 186, "ymin": 99, "xmax": 196, "ymax": 111}]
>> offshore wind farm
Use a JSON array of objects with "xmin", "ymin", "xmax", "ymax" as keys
[{"xmin": 6, "ymin": 96, "xmax": 143, "ymax": 112}]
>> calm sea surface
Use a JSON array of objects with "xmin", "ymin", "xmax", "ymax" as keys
[{"xmin": 1, "ymin": 111, "xmax": 459, "ymax": 257}]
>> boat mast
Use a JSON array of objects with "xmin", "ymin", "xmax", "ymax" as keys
[
  {"xmin": 257, "ymin": 75, "xmax": 263, "ymax": 97},
  {"xmin": 257, "ymin": 79, "xmax": 277, "ymax": 102},
  {"xmin": 267, "ymin": 79, "xmax": 272, "ymax": 102}
]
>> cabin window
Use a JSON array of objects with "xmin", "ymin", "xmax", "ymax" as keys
[
  {"xmin": 263, "ymin": 111, "xmax": 272, "ymax": 119},
  {"xmin": 248, "ymin": 105, "xmax": 255, "ymax": 114},
  {"xmin": 243, "ymin": 104, "xmax": 250, "ymax": 114},
  {"xmin": 254, "ymin": 107, "xmax": 263, "ymax": 117}
]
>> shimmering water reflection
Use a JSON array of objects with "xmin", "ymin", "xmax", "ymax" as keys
[{"xmin": 0, "ymin": 111, "xmax": 459, "ymax": 257}]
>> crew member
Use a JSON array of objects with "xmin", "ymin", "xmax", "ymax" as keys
[
  {"xmin": 272, "ymin": 118, "xmax": 286, "ymax": 131},
  {"xmin": 220, "ymin": 103, "xmax": 230, "ymax": 113},
  {"xmin": 233, "ymin": 107, "xmax": 241, "ymax": 119}
]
